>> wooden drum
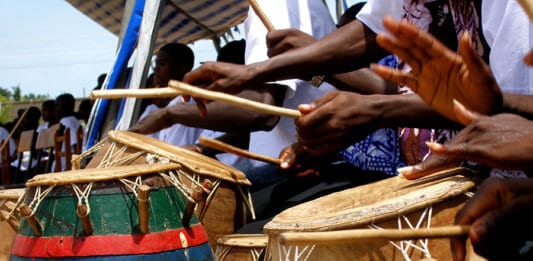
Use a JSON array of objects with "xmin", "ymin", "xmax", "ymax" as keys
[
  {"xmin": 0, "ymin": 188, "xmax": 24, "ymax": 260},
  {"xmin": 216, "ymin": 234, "xmax": 269, "ymax": 261},
  {"xmin": 264, "ymin": 168, "xmax": 486, "ymax": 261},
  {"xmin": 80, "ymin": 130, "xmax": 254, "ymax": 248},
  {"xmin": 10, "ymin": 164, "xmax": 214, "ymax": 260}
]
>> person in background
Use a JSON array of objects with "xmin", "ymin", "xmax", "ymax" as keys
[
  {"xmin": 36, "ymin": 100, "xmax": 57, "ymax": 132},
  {"xmin": 53, "ymin": 93, "xmax": 81, "ymax": 172}
]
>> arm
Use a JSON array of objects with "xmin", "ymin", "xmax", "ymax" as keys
[
  {"xmin": 184, "ymin": 20, "xmax": 387, "ymax": 95},
  {"xmin": 266, "ymin": 28, "xmax": 393, "ymax": 94},
  {"xmin": 295, "ymin": 91, "xmax": 459, "ymax": 156},
  {"xmin": 130, "ymin": 84, "xmax": 286, "ymax": 134},
  {"xmin": 502, "ymin": 93, "xmax": 533, "ymax": 120}
]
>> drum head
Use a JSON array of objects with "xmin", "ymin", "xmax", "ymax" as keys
[
  {"xmin": 25, "ymin": 163, "xmax": 181, "ymax": 187},
  {"xmin": 264, "ymin": 167, "xmax": 477, "ymax": 233},
  {"xmin": 108, "ymin": 131, "xmax": 250, "ymax": 186}
]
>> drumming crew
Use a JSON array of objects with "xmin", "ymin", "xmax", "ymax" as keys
[
  {"xmin": 184, "ymin": 0, "xmax": 532, "ymax": 179},
  {"xmin": 36, "ymin": 100, "xmax": 57, "ymax": 133}
]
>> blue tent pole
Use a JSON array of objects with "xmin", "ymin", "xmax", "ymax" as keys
[{"xmin": 85, "ymin": 0, "xmax": 145, "ymax": 149}]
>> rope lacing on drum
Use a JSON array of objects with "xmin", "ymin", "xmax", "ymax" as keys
[
  {"xmin": 28, "ymin": 185, "xmax": 56, "ymax": 217},
  {"xmin": 368, "ymin": 206, "xmax": 433, "ymax": 261},
  {"xmin": 119, "ymin": 176, "xmax": 143, "ymax": 198},
  {"xmin": 159, "ymin": 170, "xmax": 197, "ymax": 203},
  {"xmin": 3, "ymin": 188, "xmax": 28, "ymax": 222},
  {"xmin": 276, "ymin": 241, "xmax": 315, "ymax": 261},
  {"xmin": 72, "ymin": 183, "xmax": 94, "ymax": 216},
  {"xmin": 99, "ymin": 142, "xmax": 144, "ymax": 168}
]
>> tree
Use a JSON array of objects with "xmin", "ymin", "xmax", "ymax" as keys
[
  {"xmin": 11, "ymin": 85, "xmax": 21, "ymax": 101},
  {"xmin": 0, "ymin": 86, "xmax": 12, "ymax": 99}
]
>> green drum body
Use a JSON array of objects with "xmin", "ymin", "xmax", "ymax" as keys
[{"xmin": 11, "ymin": 164, "xmax": 214, "ymax": 260}]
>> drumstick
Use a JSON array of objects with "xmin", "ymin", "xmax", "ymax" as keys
[
  {"xmin": 168, "ymin": 80, "xmax": 302, "ymax": 118},
  {"xmin": 279, "ymin": 225, "xmax": 470, "ymax": 246},
  {"xmin": 90, "ymin": 87, "xmax": 182, "ymax": 100},
  {"xmin": 517, "ymin": 0, "xmax": 533, "ymax": 21},
  {"xmin": 198, "ymin": 136, "xmax": 282, "ymax": 165},
  {"xmin": 247, "ymin": 0, "xmax": 275, "ymax": 32}
]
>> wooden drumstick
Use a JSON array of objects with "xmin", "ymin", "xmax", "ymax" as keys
[
  {"xmin": 168, "ymin": 80, "xmax": 301, "ymax": 118},
  {"xmin": 247, "ymin": 0, "xmax": 275, "ymax": 32},
  {"xmin": 198, "ymin": 136, "xmax": 282, "ymax": 165},
  {"xmin": 279, "ymin": 225, "xmax": 470, "ymax": 246},
  {"xmin": 518, "ymin": 0, "xmax": 533, "ymax": 21},
  {"xmin": 90, "ymin": 87, "xmax": 182, "ymax": 100}
]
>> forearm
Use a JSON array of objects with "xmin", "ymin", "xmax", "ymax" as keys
[
  {"xmin": 327, "ymin": 68, "xmax": 397, "ymax": 94},
  {"xmin": 378, "ymin": 94, "xmax": 461, "ymax": 129},
  {"xmin": 253, "ymin": 20, "xmax": 387, "ymax": 83},
  {"xmin": 502, "ymin": 93, "xmax": 533, "ymax": 120}
]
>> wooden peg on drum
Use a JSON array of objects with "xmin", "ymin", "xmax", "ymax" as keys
[
  {"xmin": 138, "ymin": 185, "xmax": 151, "ymax": 234},
  {"xmin": 19, "ymin": 204, "xmax": 42, "ymax": 236},
  {"xmin": 182, "ymin": 180, "xmax": 210, "ymax": 227},
  {"xmin": 76, "ymin": 204, "xmax": 94, "ymax": 235}
]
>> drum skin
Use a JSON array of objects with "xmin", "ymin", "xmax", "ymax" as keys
[{"xmin": 11, "ymin": 178, "xmax": 214, "ymax": 260}]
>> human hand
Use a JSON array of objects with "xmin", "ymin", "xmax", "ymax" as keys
[
  {"xmin": 372, "ymin": 16, "xmax": 502, "ymax": 123},
  {"xmin": 266, "ymin": 29, "xmax": 316, "ymax": 58},
  {"xmin": 183, "ymin": 62, "xmax": 258, "ymax": 116},
  {"xmin": 295, "ymin": 91, "xmax": 382, "ymax": 156},
  {"xmin": 398, "ymin": 101, "xmax": 533, "ymax": 179},
  {"xmin": 452, "ymin": 178, "xmax": 533, "ymax": 261},
  {"xmin": 278, "ymin": 142, "xmax": 324, "ymax": 178}
]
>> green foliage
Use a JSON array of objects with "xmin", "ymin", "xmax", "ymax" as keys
[
  {"xmin": 0, "ymin": 96, "xmax": 12, "ymax": 124},
  {"xmin": 0, "ymin": 87, "xmax": 12, "ymax": 99}
]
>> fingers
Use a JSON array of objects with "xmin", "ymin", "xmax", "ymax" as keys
[
  {"xmin": 450, "ymin": 236, "xmax": 468, "ymax": 261},
  {"xmin": 453, "ymin": 99, "xmax": 480, "ymax": 126},
  {"xmin": 397, "ymin": 152, "xmax": 460, "ymax": 179},
  {"xmin": 371, "ymin": 63, "xmax": 419, "ymax": 90}
]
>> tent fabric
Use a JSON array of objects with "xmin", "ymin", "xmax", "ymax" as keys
[{"xmin": 66, "ymin": 0, "xmax": 249, "ymax": 49}]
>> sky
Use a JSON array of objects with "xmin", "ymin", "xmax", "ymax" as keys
[{"xmin": 0, "ymin": 0, "xmax": 350, "ymax": 99}]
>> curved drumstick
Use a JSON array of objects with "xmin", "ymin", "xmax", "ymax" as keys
[
  {"xmin": 247, "ymin": 0, "xmax": 275, "ymax": 32},
  {"xmin": 90, "ymin": 87, "xmax": 181, "ymax": 100},
  {"xmin": 168, "ymin": 80, "xmax": 301, "ymax": 118},
  {"xmin": 279, "ymin": 225, "xmax": 470, "ymax": 246},
  {"xmin": 198, "ymin": 136, "xmax": 282, "ymax": 165}
]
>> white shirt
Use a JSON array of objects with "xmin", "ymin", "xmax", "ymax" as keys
[
  {"xmin": 245, "ymin": 0, "xmax": 338, "ymax": 167},
  {"xmin": 0, "ymin": 126, "xmax": 15, "ymax": 163},
  {"xmin": 59, "ymin": 115, "xmax": 81, "ymax": 146},
  {"xmin": 159, "ymin": 97, "xmax": 203, "ymax": 147}
]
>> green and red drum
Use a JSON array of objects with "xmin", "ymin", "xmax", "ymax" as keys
[{"xmin": 10, "ymin": 164, "xmax": 214, "ymax": 260}]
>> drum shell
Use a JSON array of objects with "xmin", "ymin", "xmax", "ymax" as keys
[
  {"xmin": 11, "ymin": 176, "xmax": 214, "ymax": 260},
  {"xmin": 264, "ymin": 171, "xmax": 486, "ymax": 261},
  {"xmin": 216, "ymin": 234, "xmax": 268, "ymax": 261}
]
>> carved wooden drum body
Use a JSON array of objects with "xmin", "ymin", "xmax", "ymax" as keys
[
  {"xmin": 0, "ymin": 188, "xmax": 24, "ymax": 260},
  {"xmin": 81, "ymin": 130, "xmax": 254, "ymax": 248},
  {"xmin": 264, "ymin": 168, "xmax": 485, "ymax": 261},
  {"xmin": 10, "ymin": 164, "xmax": 214, "ymax": 260}
]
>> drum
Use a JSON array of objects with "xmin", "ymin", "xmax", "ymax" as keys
[
  {"xmin": 215, "ymin": 234, "xmax": 268, "ymax": 261},
  {"xmin": 79, "ymin": 130, "xmax": 254, "ymax": 248},
  {"xmin": 0, "ymin": 188, "xmax": 24, "ymax": 260},
  {"xmin": 264, "ymin": 167, "xmax": 486, "ymax": 261},
  {"xmin": 10, "ymin": 164, "xmax": 214, "ymax": 260}
]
